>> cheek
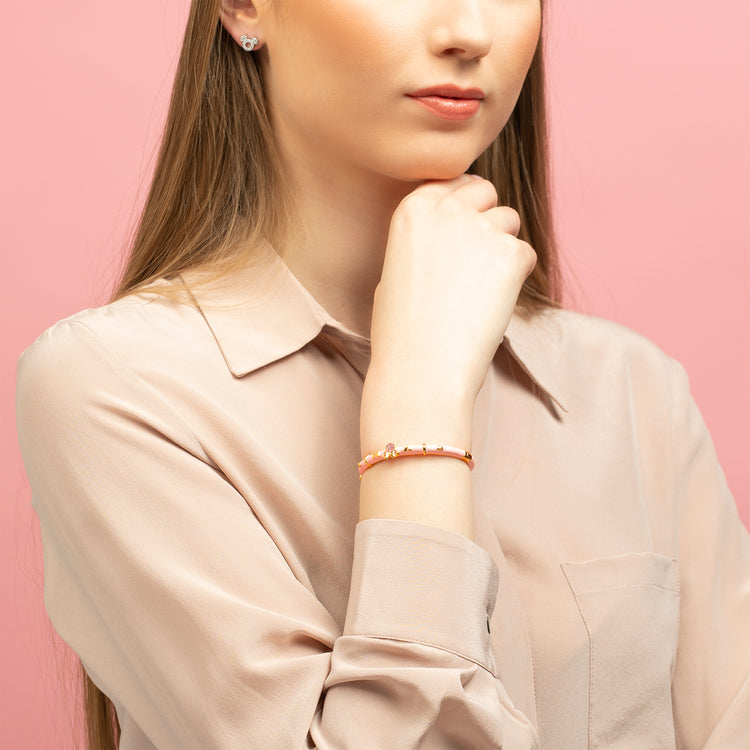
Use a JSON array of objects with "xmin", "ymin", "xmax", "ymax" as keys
[
  {"xmin": 491, "ymin": 9, "xmax": 541, "ymax": 102},
  {"xmin": 266, "ymin": 3, "xmax": 407, "ymax": 135},
  {"xmin": 274, "ymin": 0, "xmax": 398, "ymax": 73},
  {"xmin": 518, "ymin": 7, "xmax": 542, "ymax": 71}
]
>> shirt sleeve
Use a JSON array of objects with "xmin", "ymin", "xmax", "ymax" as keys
[
  {"xmin": 668, "ymin": 359, "xmax": 750, "ymax": 748},
  {"xmin": 15, "ymin": 319, "xmax": 538, "ymax": 750}
]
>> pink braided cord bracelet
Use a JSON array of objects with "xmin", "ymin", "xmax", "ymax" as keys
[{"xmin": 358, "ymin": 442, "xmax": 475, "ymax": 478}]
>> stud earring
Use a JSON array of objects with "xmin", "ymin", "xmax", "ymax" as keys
[{"xmin": 240, "ymin": 35, "xmax": 259, "ymax": 52}]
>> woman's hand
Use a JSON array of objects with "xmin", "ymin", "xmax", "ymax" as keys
[
  {"xmin": 367, "ymin": 174, "xmax": 536, "ymax": 406},
  {"xmin": 359, "ymin": 174, "xmax": 536, "ymax": 538}
]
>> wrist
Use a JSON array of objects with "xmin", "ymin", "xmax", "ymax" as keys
[
  {"xmin": 363, "ymin": 358, "xmax": 475, "ymax": 409},
  {"xmin": 360, "ymin": 370, "xmax": 474, "ymax": 455}
]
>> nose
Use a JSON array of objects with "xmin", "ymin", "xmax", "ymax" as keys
[{"xmin": 428, "ymin": 2, "xmax": 493, "ymax": 61}]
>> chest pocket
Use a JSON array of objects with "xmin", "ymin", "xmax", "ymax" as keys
[{"xmin": 561, "ymin": 552, "xmax": 680, "ymax": 749}]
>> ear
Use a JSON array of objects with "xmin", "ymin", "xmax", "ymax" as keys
[{"xmin": 219, "ymin": 0, "xmax": 264, "ymax": 50}]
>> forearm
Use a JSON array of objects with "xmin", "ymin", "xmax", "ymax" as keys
[{"xmin": 359, "ymin": 373, "xmax": 476, "ymax": 540}]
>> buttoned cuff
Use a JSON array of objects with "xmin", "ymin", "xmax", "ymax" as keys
[{"xmin": 344, "ymin": 518, "xmax": 500, "ymax": 674}]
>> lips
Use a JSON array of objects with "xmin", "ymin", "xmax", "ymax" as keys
[
  {"xmin": 407, "ymin": 85, "xmax": 485, "ymax": 100},
  {"xmin": 406, "ymin": 85, "xmax": 485, "ymax": 121}
]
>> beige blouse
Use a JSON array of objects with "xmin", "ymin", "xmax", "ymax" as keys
[{"xmin": 16, "ymin": 249, "xmax": 750, "ymax": 749}]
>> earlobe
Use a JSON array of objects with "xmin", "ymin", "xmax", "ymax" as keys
[{"xmin": 218, "ymin": 0, "xmax": 263, "ymax": 51}]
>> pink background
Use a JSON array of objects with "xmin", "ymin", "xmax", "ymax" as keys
[{"xmin": 3, "ymin": 1, "xmax": 748, "ymax": 746}]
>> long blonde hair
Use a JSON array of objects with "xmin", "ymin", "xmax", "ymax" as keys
[{"xmin": 85, "ymin": 1, "xmax": 560, "ymax": 746}]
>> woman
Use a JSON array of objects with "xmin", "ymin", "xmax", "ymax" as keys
[{"xmin": 15, "ymin": 0, "xmax": 750, "ymax": 748}]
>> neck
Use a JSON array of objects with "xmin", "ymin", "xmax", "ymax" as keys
[{"xmin": 274, "ymin": 157, "xmax": 420, "ymax": 339}]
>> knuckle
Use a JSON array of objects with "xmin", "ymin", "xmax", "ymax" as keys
[
  {"xmin": 475, "ymin": 181, "xmax": 499, "ymax": 209},
  {"xmin": 440, "ymin": 191, "xmax": 465, "ymax": 215},
  {"xmin": 483, "ymin": 180, "xmax": 499, "ymax": 202},
  {"xmin": 517, "ymin": 240, "xmax": 537, "ymax": 270},
  {"xmin": 468, "ymin": 175, "xmax": 495, "ymax": 197},
  {"xmin": 395, "ymin": 191, "xmax": 430, "ymax": 221},
  {"xmin": 506, "ymin": 207, "xmax": 521, "ymax": 223},
  {"xmin": 486, "ymin": 205, "xmax": 519, "ymax": 233},
  {"xmin": 397, "ymin": 190, "xmax": 421, "ymax": 211},
  {"xmin": 496, "ymin": 236, "xmax": 535, "ymax": 269},
  {"xmin": 501, "ymin": 206, "xmax": 521, "ymax": 234}
]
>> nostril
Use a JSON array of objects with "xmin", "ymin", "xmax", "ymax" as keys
[{"xmin": 439, "ymin": 40, "xmax": 492, "ymax": 61}]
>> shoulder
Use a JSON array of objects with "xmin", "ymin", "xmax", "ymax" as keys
[
  {"xmin": 538, "ymin": 307, "xmax": 670, "ymax": 361},
  {"xmin": 523, "ymin": 306, "xmax": 689, "ymax": 414},
  {"xmin": 15, "ymin": 289, "xmax": 219, "ymax": 437},
  {"xmin": 15, "ymin": 293, "xmax": 224, "ymax": 525},
  {"xmin": 17, "ymin": 287, "xmax": 216, "ymax": 394},
  {"xmin": 537, "ymin": 306, "xmax": 683, "ymax": 375}
]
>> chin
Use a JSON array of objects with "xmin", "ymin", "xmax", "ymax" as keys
[
  {"xmin": 395, "ymin": 156, "xmax": 478, "ymax": 183},
  {"xmin": 385, "ymin": 137, "xmax": 494, "ymax": 183}
]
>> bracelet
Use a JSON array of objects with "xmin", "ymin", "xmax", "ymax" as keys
[{"xmin": 358, "ymin": 442, "xmax": 474, "ymax": 478}]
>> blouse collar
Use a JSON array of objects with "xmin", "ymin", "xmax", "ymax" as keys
[{"xmin": 178, "ymin": 247, "xmax": 567, "ymax": 413}]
